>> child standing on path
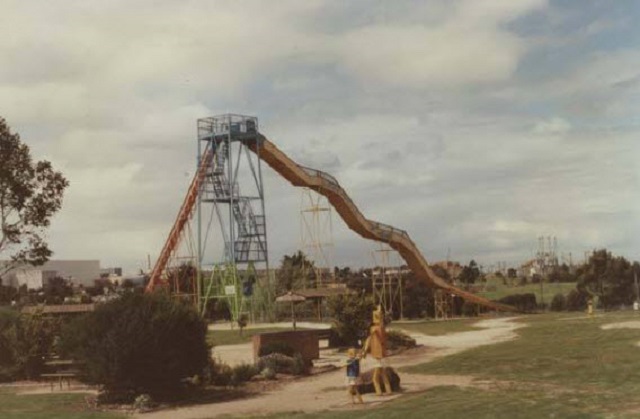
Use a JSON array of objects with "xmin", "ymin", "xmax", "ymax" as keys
[{"xmin": 344, "ymin": 347, "xmax": 363, "ymax": 404}]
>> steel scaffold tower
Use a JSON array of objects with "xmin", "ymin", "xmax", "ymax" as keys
[{"xmin": 197, "ymin": 114, "xmax": 269, "ymax": 323}]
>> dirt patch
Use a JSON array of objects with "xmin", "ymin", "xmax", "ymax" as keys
[{"xmin": 601, "ymin": 320, "xmax": 640, "ymax": 330}]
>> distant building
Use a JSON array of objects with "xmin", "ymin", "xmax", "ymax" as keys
[
  {"xmin": 15, "ymin": 269, "xmax": 58, "ymax": 289},
  {"xmin": 1, "ymin": 260, "xmax": 101, "ymax": 289},
  {"xmin": 100, "ymin": 267, "xmax": 123, "ymax": 277}
]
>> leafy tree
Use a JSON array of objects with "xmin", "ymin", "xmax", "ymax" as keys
[
  {"xmin": 0, "ymin": 118, "xmax": 69, "ymax": 277},
  {"xmin": 565, "ymin": 288, "xmax": 588, "ymax": 311},
  {"xmin": 550, "ymin": 293, "xmax": 567, "ymax": 311},
  {"xmin": 60, "ymin": 292, "xmax": 209, "ymax": 401},
  {"xmin": 402, "ymin": 271, "xmax": 434, "ymax": 319},
  {"xmin": 326, "ymin": 293, "xmax": 374, "ymax": 347},
  {"xmin": 458, "ymin": 260, "xmax": 481, "ymax": 285},
  {"xmin": 576, "ymin": 249, "xmax": 638, "ymax": 309},
  {"xmin": 0, "ymin": 308, "xmax": 60, "ymax": 381},
  {"xmin": 277, "ymin": 251, "xmax": 315, "ymax": 292},
  {"xmin": 549, "ymin": 264, "xmax": 576, "ymax": 283},
  {"xmin": 167, "ymin": 262, "xmax": 197, "ymax": 296},
  {"xmin": 43, "ymin": 276, "xmax": 73, "ymax": 304},
  {"xmin": 0, "ymin": 282, "xmax": 18, "ymax": 305}
]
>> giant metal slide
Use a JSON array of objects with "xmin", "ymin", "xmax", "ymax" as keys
[{"xmin": 147, "ymin": 131, "xmax": 516, "ymax": 313}]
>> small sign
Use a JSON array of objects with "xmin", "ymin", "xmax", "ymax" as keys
[{"xmin": 224, "ymin": 285, "xmax": 236, "ymax": 296}]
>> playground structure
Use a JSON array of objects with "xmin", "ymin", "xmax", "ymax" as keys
[
  {"xmin": 300, "ymin": 188, "xmax": 335, "ymax": 287},
  {"xmin": 371, "ymin": 244, "xmax": 404, "ymax": 319},
  {"xmin": 146, "ymin": 114, "xmax": 517, "ymax": 315}
]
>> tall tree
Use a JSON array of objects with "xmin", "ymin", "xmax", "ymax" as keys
[
  {"xmin": 0, "ymin": 118, "xmax": 69, "ymax": 277},
  {"xmin": 458, "ymin": 260, "xmax": 481, "ymax": 285},
  {"xmin": 277, "ymin": 251, "xmax": 315, "ymax": 292},
  {"xmin": 576, "ymin": 249, "xmax": 638, "ymax": 309}
]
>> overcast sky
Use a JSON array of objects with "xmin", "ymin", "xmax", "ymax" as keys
[{"xmin": 1, "ymin": 0, "xmax": 638, "ymax": 274}]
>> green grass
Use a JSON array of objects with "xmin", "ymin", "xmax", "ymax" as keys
[
  {"xmin": 247, "ymin": 312, "xmax": 640, "ymax": 418},
  {"xmin": 391, "ymin": 318, "xmax": 480, "ymax": 336},
  {"xmin": 207, "ymin": 327, "xmax": 308, "ymax": 346},
  {"xmin": 252, "ymin": 385, "xmax": 604, "ymax": 419},
  {"xmin": 0, "ymin": 389, "xmax": 126, "ymax": 419},
  {"xmin": 477, "ymin": 280, "xmax": 576, "ymax": 304}
]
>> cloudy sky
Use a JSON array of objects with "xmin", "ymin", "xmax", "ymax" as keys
[{"xmin": 1, "ymin": 0, "xmax": 638, "ymax": 274}]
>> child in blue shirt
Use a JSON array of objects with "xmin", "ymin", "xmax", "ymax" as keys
[{"xmin": 344, "ymin": 347, "xmax": 363, "ymax": 404}]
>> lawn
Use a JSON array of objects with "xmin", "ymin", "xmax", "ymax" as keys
[
  {"xmin": 477, "ymin": 280, "xmax": 576, "ymax": 304},
  {"xmin": 252, "ymin": 311, "xmax": 640, "ymax": 418},
  {"xmin": 0, "ymin": 389, "xmax": 126, "ymax": 419}
]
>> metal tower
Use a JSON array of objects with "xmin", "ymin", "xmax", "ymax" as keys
[
  {"xmin": 299, "ymin": 188, "xmax": 335, "ymax": 287},
  {"xmin": 197, "ymin": 114, "xmax": 268, "ymax": 323},
  {"xmin": 371, "ymin": 243, "xmax": 404, "ymax": 319}
]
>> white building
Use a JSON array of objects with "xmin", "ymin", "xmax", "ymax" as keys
[{"xmin": 1, "ymin": 260, "xmax": 101, "ymax": 289}]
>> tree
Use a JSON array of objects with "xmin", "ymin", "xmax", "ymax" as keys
[
  {"xmin": 0, "ymin": 308, "xmax": 61, "ymax": 381},
  {"xmin": 575, "ymin": 249, "xmax": 639, "ymax": 309},
  {"xmin": 326, "ymin": 293, "xmax": 374, "ymax": 347},
  {"xmin": 43, "ymin": 276, "xmax": 73, "ymax": 304},
  {"xmin": 0, "ymin": 118, "xmax": 69, "ymax": 277},
  {"xmin": 277, "ymin": 251, "xmax": 315, "ymax": 293},
  {"xmin": 60, "ymin": 292, "xmax": 209, "ymax": 401},
  {"xmin": 458, "ymin": 260, "xmax": 481, "ymax": 285}
]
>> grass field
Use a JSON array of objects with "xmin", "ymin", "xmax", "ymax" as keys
[
  {"xmin": 0, "ymin": 389, "xmax": 126, "ymax": 419},
  {"xmin": 477, "ymin": 278, "xmax": 576, "ymax": 305},
  {"xmin": 255, "ymin": 311, "xmax": 640, "ymax": 418}
]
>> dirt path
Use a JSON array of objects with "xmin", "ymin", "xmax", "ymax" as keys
[{"xmin": 139, "ymin": 317, "xmax": 523, "ymax": 419}]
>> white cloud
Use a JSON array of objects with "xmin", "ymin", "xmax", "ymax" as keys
[
  {"xmin": 338, "ymin": 0, "xmax": 547, "ymax": 88},
  {"xmin": 533, "ymin": 117, "xmax": 572, "ymax": 136},
  {"xmin": 1, "ymin": 0, "xmax": 638, "ymax": 273}
]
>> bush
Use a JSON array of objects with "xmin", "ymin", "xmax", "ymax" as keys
[
  {"xmin": 260, "ymin": 367, "xmax": 276, "ymax": 380},
  {"xmin": 256, "ymin": 353, "xmax": 296, "ymax": 374},
  {"xmin": 133, "ymin": 394, "xmax": 155, "ymax": 412},
  {"xmin": 291, "ymin": 353, "xmax": 309, "ymax": 376},
  {"xmin": 566, "ymin": 289, "xmax": 588, "ymax": 311},
  {"xmin": 386, "ymin": 330, "xmax": 417, "ymax": 350},
  {"xmin": 496, "ymin": 293, "xmax": 537, "ymax": 312},
  {"xmin": 550, "ymin": 293, "xmax": 567, "ymax": 312},
  {"xmin": 258, "ymin": 341, "xmax": 295, "ymax": 357},
  {"xmin": 60, "ymin": 292, "xmax": 209, "ymax": 401},
  {"xmin": 210, "ymin": 360, "xmax": 233, "ymax": 387},
  {"xmin": 0, "ymin": 308, "xmax": 60, "ymax": 381},
  {"xmin": 228, "ymin": 363, "xmax": 258, "ymax": 386},
  {"xmin": 327, "ymin": 294, "xmax": 374, "ymax": 347}
]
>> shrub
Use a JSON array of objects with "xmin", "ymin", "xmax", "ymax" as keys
[
  {"xmin": 210, "ymin": 360, "xmax": 233, "ymax": 387},
  {"xmin": 60, "ymin": 292, "xmax": 209, "ymax": 401},
  {"xmin": 260, "ymin": 367, "xmax": 276, "ymax": 380},
  {"xmin": 0, "ymin": 308, "xmax": 60, "ymax": 381},
  {"xmin": 291, "ymin": 353, "xmax": 309, "ymax": 376},
  {"xmin": 133, "ymin": 394, "xmax": 155, "ymax": 412},
  {"xmin": 327, "ymin": 294, "xmax": 374, "ymax": 347},
  {"xmin": 387, "ymin": 330, "xmax": 417, "ymax": 350},
  {"xmin": 496, "ymin": 293, "xmax": 537, "ymax": 312},
  {"xmin": 258, "ymin": 341, "xmax": 294, "ymax": 357},
  {"xmin": 566, "ymin": 289, "xmax": 588, "ymax": 311},
  {"xmin": 230, "ymin": 363, "xmax": 258, "ymax": 386},
  {"xmin": 256, "ymin": 353, "xmax": 295, "ymax": 374},
  {"xmin": 550, "ymin": 293, "xmax": 567, "ymax": 312}
]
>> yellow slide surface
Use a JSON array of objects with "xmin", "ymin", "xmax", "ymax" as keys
[{"xmin": 250, "ymin": 136, "xmax": 517, "ymax": 313}]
